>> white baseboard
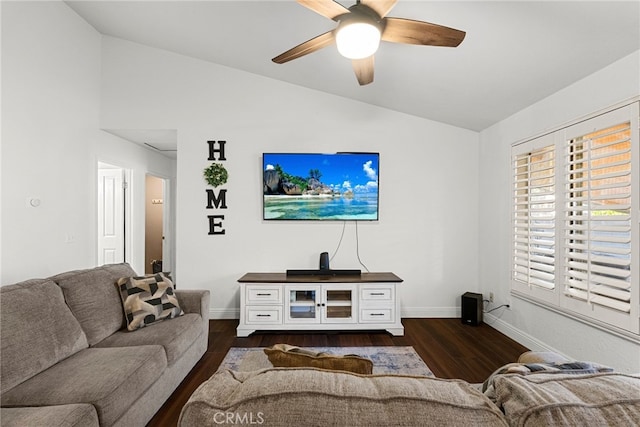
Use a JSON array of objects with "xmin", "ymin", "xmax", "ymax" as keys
[
  {"xmin": 401, "ymin": 307, "xmax": 460, "ymax": 318},
  {"xmin": 483, "ymin": 312, "xmax": 570, "ymax": 359},
  {"xmin": 209, "ymin": 308, "xmax": 239, "ymax": 320}
]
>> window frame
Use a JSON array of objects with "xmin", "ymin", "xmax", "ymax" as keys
[{"xmin": 510, "ymin": 100, "xmax": 639, "ymax": 339}]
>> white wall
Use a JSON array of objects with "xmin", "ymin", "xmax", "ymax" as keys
[
  {"xmin": 1, "ymin": 2, "xmax": 176, "ymax": 283},
  {"xmin": 99, "ymin": 37, "xmax": 480, "ymax": 319},
  {"xmin": 4, "ymin": 0, "xmax": 638, "ymax": 372},
  {"xmin": 478, "ymin": 50, "xmax": 640, "ymax": 373}
]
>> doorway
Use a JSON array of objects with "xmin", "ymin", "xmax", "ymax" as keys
[
  {"xmin": 145, "ymin": 174, "xmax": 168, "ymax": 274},
  {"xmin": 97, "ymin": 162, "xmax": 128, "ymax": 265}
]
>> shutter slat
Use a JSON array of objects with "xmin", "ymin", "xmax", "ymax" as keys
[
  {"xmin": 589, "ymin": 296, "xmax": 631, "ymax": 313},
  {"xmin": 566, "ymin": 281, "xmax": 630, "ymax": 300},
  {"xmin": 530, "ymin": 278, "xmax": 555, "ymax": 289}
]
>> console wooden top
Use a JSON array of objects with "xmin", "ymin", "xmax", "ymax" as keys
[{"xmin": 238, "ymin": 272, "xmax": 402, "ymax": 284}]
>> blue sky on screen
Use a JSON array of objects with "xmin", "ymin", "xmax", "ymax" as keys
[{"xmin": 264, "ymin": 153, "xmax": 379, "ymax": 193}]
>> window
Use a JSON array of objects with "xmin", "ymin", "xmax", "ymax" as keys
[{"xmin": 511, "ymin": 102, "xmax": 639, "ymax": 336}]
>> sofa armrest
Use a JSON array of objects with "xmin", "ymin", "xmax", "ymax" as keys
[{"xmin": 176, "ymin": 290, "xmax": 210, "ymax": 329}]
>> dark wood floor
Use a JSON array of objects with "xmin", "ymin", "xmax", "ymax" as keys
[{"xmin": 147, "ymin": 318, "xmax": 528, "ymax": 426}]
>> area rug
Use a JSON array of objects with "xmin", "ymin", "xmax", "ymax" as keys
[{"xmin": 218, "ymin": 346, "xmax": 434, "ymax": 376}]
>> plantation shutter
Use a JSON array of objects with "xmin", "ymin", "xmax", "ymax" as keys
[
  {"xmin": 511, "ymin": 101, "xmax": 638, "ymax": 335},
  {"xmin": 563, "ymin": 121, "xmax": 633, "ymax": 315},
  {"xmin": 512, "ymin": 137, "xmax": 557, "ymax": 302}
]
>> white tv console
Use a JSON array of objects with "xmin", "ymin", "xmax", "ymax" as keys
[{"xmin": 237, "ymin": 272, "xmax": 403, "ymax": 337}]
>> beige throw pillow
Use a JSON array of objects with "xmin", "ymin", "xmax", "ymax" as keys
[
  {"xmin": 117, "ymin": 273, "xmax": 183, "ymax": 331},
  {"xmin": 264, "ymin": 344, "xmax": 373, "ymax": 374}
]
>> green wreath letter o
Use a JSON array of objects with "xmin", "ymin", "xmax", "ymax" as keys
[{"xmin": 203, "ymin": 163, "xmax": 228, "ymax": 188}]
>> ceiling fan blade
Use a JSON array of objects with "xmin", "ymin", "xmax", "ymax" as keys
[
  {"xmin": 382, "ymin": 17, "xmax": 466, "ymax": 47},
  {"xmin": 360, "ymin": 0, "xmax": 398, "ymax": 18},
  {"xmin": 352, "ymin": 56, "xmax": 375, "ymax": 86},
  {"xmin": 297, "ymin": 0, "xmax": 349, "ymax": 21},
  {"xmin": 272, "ymin": 31, "xmax": 335, "ymax": 64}
]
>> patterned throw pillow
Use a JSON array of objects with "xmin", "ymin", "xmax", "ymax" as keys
[{"xmin": 117, "ymin": 273, "xmax": 183, "ymax": 331}]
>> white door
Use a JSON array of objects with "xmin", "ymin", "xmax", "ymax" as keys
[{"xmin": 98, "ymin": 167, "xmax": 125, "ymax": 264}]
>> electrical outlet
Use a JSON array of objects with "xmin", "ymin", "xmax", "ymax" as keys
[{"xmin": 489, "ymin": 292, "xmax": 494, "ymax": 303}]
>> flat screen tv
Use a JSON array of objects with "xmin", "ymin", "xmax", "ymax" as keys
[{"xmin": 263, "ymin": 152, "xmax": 379, "ymax": 221}]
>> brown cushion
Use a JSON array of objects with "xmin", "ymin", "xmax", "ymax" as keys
[
  {"xmin": 117, "ymin": 272, "xmax": 183, "ymax": 331},
  {"xmin": 52, "ymin": 263, "xmax": 137, "ymax": 345},
  {"xmin": 494, "ymin": 372, "xmax": 640, "ymax": 426},
  {"xmin": 264, "ymin": 344, "xmax": 373, "ymax": 374},
  {"xmin": 0, "ymin": 279, "xmax": 88, "ymax": 393}
]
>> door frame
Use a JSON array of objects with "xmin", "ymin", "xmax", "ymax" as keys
[
  {"xmin": 145, "ymin": 172, "xmax": 172, "ymax": 274},
  {"xmin": 96, "ymin": 161, "xmax": 131, "ymax": 266}
]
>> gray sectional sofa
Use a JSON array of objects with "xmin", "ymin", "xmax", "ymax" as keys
[
  {"xmin": 180, "ymin": 355, "xmax": 640, "ymax": 426},
  {"xmin": 0, "ymin": 263, "xmax": 210, "ymax": 427}
]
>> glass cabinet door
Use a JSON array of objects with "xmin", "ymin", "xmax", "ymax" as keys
[
  {"xmin": 287, "ymin": 288, "xmax": 319, "ymax": 322},
  {"xmin": 323, "ymin": 286, "xmax": 357, "ymax": 323},
  {"xmin": 285, "ymin": 285, "xmax": 357, "ymax": 324}
]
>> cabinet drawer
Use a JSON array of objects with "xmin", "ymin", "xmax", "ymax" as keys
[
  {"xmin": 360, "ymin": 308, "xmax": 393, "ymax": 323},
  {"xmin": 361, "ymin": 286, "xmax": 393, "ymax": 301},
  {"xmin": 246, "ymin": 306, "xmax": 282, "ymax": 324},
  {"xmin": 246, "ymin": 286, "xmax": 281, "ymax": 304}
]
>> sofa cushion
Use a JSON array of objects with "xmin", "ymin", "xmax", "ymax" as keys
[
  {"xmin": 494, "ymin": 372, "xmax": 640, "ymax": 426},
  {"xmin": 0, "ymin": 404, "xmax": 99, "ymax": 427},
  {"xmin": 179, "ymin": 368, "xmax": 508, "ymax": 427},
  {"xmin": 94, "ymin": 313, "xmax": 203, "ymax": 365},
  {"xmin": 264, "ymin": 343, "xmax": 373, "ymax": 374},
  {"xmin": 51, "ymin": 263, "xmax": 136, "ymax": 345},
  {"xmin": 0, "ymin": 279, "xmax": 88, "ymax": 394},
  {"xmin": 116, "ymin": 272, "xmax": 183, "ymax": 331},
  {"xmin": 1, "ymin": 346, "xmax": 167, "ymax": 426}
]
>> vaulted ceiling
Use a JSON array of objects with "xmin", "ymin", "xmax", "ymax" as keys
[{"xmin": 67, "ymin": 0, "xmax": 640, "ymax": 132}]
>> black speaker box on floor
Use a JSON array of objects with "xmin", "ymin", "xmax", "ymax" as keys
[{"xmin": 461, "ymin": 292, "xmax": 483, "ymax": 326}]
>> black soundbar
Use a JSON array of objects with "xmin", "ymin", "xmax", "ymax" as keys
[{"xmin": 286, "ymin": 269, "xmax": 361, "ymax": 277}]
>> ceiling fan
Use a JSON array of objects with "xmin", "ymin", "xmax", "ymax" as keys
[{"xmin": 272, "ymin": 0, "xmax": 466, "ymax": 86}]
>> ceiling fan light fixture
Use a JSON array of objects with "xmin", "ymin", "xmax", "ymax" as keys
[
  {"xmin": 273, "ymin": 0, "xmax": 466, "ymax": 86},
  {"xmin": 335, "ymin": 21, "xmax": 381, "ymax": 60}
]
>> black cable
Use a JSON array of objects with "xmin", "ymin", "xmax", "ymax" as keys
[
  {"xmin": 330, "ymin": 221, "xmax": 370, "ymax": 272},
  {"xmin": 486, "ymin": 304, "xmax": 510, "ymax": 313},
  {"xmin": 329, "ymin": 221, "xmax": 347, "ymax": 263},
  {"xmin": 355, "ymin": 221, "xmax": 370, "ymax": 273}
]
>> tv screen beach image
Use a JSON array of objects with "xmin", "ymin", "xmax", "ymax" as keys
[{"xmin": 263, "ymin": 153, "xmax": 379, "ymax": 221}]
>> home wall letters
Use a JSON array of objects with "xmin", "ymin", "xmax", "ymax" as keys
[{"xmin": 205, "ymin": 140, "xmax": 227, "ymax": 235}]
